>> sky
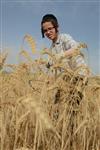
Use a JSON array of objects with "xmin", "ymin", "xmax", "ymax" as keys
[{"xmin": 0, "ymin": 0, "xmax": 100, "ymax": 75}]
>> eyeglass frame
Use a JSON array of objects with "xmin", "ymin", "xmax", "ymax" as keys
[{"xmin": 43, "ymin": 26, "xmax": 55, "ymax": 33}]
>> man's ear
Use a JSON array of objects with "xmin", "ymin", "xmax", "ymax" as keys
[{"xmin": 57, "ymin": 27, "xmax": 59, "ymax": 33}]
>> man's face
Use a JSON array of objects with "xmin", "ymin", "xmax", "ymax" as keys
[{"xmin": 42, "ymin": 21, "xmax": 58, "ymax": 42}]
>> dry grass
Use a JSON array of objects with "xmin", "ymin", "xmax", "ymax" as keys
[{"xmin": 0, "ymin": 35, "xmax": 100, "ymax": 150}]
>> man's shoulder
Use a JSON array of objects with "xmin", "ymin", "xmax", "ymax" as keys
[{"xmin": 59, "ymin": 33, "xmax": 72, "ymax": 41}]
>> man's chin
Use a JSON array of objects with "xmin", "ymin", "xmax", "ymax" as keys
[{"xmin": 48, "ymin": 36, "xmax": 54, "ymax": 40}]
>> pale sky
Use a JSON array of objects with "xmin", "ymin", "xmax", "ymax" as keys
[{"xmin": 0, "ymin": 0, "xmax": 100, "ymax": 75}]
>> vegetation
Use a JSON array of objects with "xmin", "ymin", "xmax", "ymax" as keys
[{"xmin": 0, "ymin": 35, "xmax": 100, "ymax": 150}]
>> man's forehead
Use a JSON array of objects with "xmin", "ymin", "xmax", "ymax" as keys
[{"xmin": 42, "ymin": 22, "xmax": 53, "ymax": 28}]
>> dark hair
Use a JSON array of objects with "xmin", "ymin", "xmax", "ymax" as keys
[{"xmin": 41, "ymin": 14, "xmax": 59, "ymax": 38}]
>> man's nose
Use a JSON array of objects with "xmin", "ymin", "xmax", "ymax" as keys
[{"xmin": 46, "ymin": 30, "xmax": 51, "ymax": 34}]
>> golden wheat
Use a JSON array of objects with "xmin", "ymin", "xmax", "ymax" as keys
[{"xmin": 0, "ymin": 36, "xmax": 100, "ymax": 150}]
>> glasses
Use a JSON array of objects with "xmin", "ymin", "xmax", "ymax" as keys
[{"xmin": 43, "ymin": 27, "xmax": 55, "ymax": 33}]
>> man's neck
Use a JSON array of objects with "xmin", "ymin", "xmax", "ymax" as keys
[{"xmin": 52, "ymin": 33, "xmax": 59, "ymax": 43}]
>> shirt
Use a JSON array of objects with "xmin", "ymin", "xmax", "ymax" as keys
[
  {"xmin": 49, "ymin": 33, "xmax": 87, "ymax": 73},
  {"xmin": 50, "ymin": 33, "xmax": 78, "ymax": 55}
]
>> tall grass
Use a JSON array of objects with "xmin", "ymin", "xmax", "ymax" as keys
[{"xmin": 0, "ymin": 35, "xmax": 100, "ymax": 150}]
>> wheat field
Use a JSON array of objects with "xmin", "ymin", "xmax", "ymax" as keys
[{"xmin": 0, "ymin": 35, "xmax": 100, "ymax": 150}]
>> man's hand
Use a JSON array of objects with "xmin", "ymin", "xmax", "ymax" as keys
[{"xmin": 55, "ymin": 51, "xmax": 65, "ymax": 60}]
